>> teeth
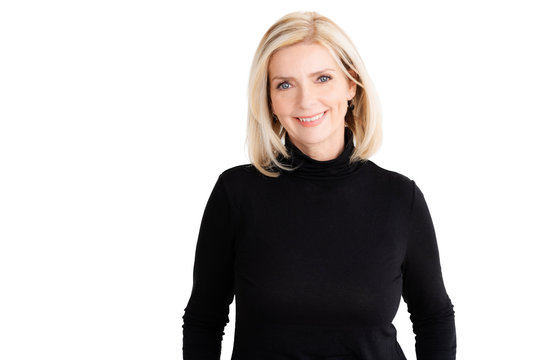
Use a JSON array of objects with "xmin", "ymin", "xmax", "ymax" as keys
[{"xmin": 298, "ymin": 112, "xmax": 324, "ymax": 122}]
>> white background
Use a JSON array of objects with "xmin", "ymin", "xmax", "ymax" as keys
[{"xmin": 1, "ymin": 0, "xmax": 538, "ymax": 359}]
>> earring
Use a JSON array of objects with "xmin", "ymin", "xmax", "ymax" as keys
[
  {"xmin": 272, "ymin": 113, "xmax": 278, "ymax": 123},
  {"xmin": 347, "ymin": 100, "xmax": 355, "ymax": 111}
]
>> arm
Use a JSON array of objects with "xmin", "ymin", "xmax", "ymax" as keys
[
  {"xmin": 182, "ymin": 174, "xmax": 236, "ymax": 359},
  {"xmin": 402, "ymin": 181, "xmax": 457, "ymax": 360}
]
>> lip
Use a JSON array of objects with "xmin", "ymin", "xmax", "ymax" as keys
[
  {"xmin": 296, "ymin": 111, "xmax": 326, "ymax": 119},
  {"xmin": 295, "ymin": 110, "xmax": 327, "ymax": 127}
]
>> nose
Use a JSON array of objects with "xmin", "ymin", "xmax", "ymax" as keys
[{"xmin": 296, "ymin": 83, "xmax": 317, "ymax": 110}]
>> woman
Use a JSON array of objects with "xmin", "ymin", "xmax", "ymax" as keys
[{"xmin": 182, "ymin": 11, "xmax": 456, "ymax": 360}]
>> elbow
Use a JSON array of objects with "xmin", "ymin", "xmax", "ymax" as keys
[
  {"xmin": 411, "ymin": 301, "xmax": 455, "ymax": 330},
  {"xmin": 412, "ymin": 302, "xmax": 457, "ymax": 359}
]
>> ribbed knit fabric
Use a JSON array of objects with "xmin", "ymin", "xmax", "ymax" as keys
[{"xmin": 182, "ymin": 127, "xmax": 456, "ymax": 359}]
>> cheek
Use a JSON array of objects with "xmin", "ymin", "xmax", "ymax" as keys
[
  {"xmin": 325, "ymin": 93, "xmax": 346, "ymax": 111},
  {"xmin": 319, "ymin": 84, "xmax": 346, "ymax": 106},
  {"xmin": 271, "ymin": 94, "xmax": 293, "ymax": 113}
]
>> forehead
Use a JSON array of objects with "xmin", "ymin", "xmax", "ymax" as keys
[{"xmin": 268, "ymin": 42, "xmax": 338, "ymax": 75}]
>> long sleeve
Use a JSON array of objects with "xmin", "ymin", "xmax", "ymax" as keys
[
  {"xmin": 402, "ymin": 181, "xmax": 457, "ymax": 360},
  {"xmin": 182, "ymin": 174, "xmax": 236, "ymax": 359}
]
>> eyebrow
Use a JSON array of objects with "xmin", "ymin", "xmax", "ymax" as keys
[{"xmin": 270, "ymin": 68, "xmax": 337, "ymax": 82}]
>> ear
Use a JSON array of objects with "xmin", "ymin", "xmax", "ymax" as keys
[{"xmin": 347, "ymin": 69, "xmax": 358, "ymax": 100}]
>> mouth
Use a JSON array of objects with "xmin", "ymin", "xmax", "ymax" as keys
[
  {"xmin": 295, "ymin": 111, "xmax": 326, "ymax": 122},
  {"xmin": 295, "ymin": 111, "xmax": 327, "ymax": 127}
]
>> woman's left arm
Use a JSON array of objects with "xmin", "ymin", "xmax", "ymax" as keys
[{"xmin": 402, "ymin": 180, "xmax": 457, "ymax": 360}]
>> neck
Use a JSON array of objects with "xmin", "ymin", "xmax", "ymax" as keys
[
  {"xmin": 279, "ymin": 126, "xmax": 361, "ymax": 180},
  {"xmin": 286, "ymin": 127, "xmax": 345, "ymax": 162}
]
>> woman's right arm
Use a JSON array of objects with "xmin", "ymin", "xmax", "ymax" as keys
[{"xmin": 182, "ymin": 174, "xmax": 236, "ymax": 359}]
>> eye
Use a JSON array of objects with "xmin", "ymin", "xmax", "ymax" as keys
[
  {"xmin": 318, "ymin": 75, "xmax": 332, "ymax": 83},
  {"xmin": 277, "ymin": 81, "xmax": 291, "ymax": 90}
]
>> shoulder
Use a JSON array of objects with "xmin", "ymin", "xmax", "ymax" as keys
[
  {"xmin": 366, "ymin": 160, "xmax": 413, "ymax": 183},
  {"xmin": 213, "ymin": 163, "xmax": 263, "ymax": 195},
  {"xmin": 216, "ymin": 164, "xmax": 263, "ymax": 188},
  {"xmin": 365, "ymin": 159, "xmax": 416, "ymax": 202},
  {"xmin": 211, "ymin": 163, "xmax": 270, "ymax": 212},
  {"xmin": 220, "ymin": 163, "xmax": 258, "ymax": 179}
]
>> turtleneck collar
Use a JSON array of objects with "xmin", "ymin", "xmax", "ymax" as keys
[{"xmin": 279, "ymin": 126, "xmax": 361, "ymax": 180}]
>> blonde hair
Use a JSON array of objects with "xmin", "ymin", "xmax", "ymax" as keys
[{"xmin": 246, "ymin": 11, "xmax": 383, "ymax": 178}]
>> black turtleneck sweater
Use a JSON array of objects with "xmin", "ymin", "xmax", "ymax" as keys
[{"xmin": 182, "ymin": 127, "xmax": 456, "ymax": 360}]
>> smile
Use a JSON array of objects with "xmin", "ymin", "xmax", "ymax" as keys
[
  {"xmin": 295, "ymin": 111, "xmax": 327, "ymax": 127},
  {"xmin": 296, "ymin": 111, "xmax": 326, "ymax": 122}
]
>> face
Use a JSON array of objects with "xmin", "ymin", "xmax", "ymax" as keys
[{"xmin": 268, "ymin": 42, "xmax": 356, "ymax": 156}]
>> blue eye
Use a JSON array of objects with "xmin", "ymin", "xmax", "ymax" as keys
[
  {"xmin": 319, "ymin": 75, "xmax": 331, "ymax": 82},
  {"xmin": 276, "ymin": 75, "xmax": 331, "ymax": 90},
  {"xmin": 277, "ymin": 82, "xmax": 291, "ymax": 90}
]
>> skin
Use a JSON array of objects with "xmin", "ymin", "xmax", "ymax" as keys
[{"xmin": 268, "ymin": 42, "xmax": 357, "ymax": 161}]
